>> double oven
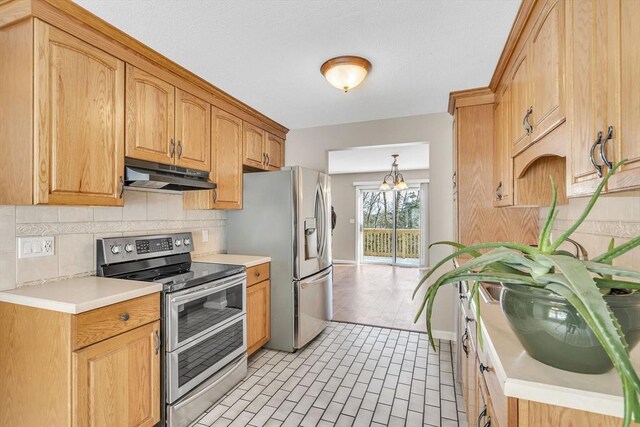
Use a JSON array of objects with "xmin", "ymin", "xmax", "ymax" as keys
[{"xmin": 97, "ymin": 233, "xmax": 248, "ymax": 427}]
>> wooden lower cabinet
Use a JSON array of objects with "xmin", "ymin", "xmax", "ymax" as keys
[
  {"xmin": 0, "ymin": 294, "xmax": 160, "ymax": 427},
  {"xmin": 246, "ymin": 263, "xmax": 271, "ymax": 356},
  {"xmin": 74, "ymin": 321, "xmax": 160, "ymax": 427}
]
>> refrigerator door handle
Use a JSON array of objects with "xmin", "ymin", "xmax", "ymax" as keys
[{"xmin": 315, "ymin": 183, "xmax": 327, "ymax": 260}]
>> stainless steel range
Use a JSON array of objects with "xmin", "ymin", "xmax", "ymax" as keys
[{"xmin": 96, "ymin": 232, "xmax": 247, "ymax": 427}]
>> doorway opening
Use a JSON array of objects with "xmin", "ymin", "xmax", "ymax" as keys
[{"xmin": 357, "ymin": 185, "xmax": 423, "ymax": 267}]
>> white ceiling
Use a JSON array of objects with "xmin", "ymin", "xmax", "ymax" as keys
[
  {"xmin": 73, "ymin": 0, "xmax": 520, "ymax": 130},
  {"xmin": 328, "ymin": 143, "xmax": 428, "ymax": 175}
]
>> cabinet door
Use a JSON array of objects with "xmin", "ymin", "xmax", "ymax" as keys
[
  {"xmin": 566, "ymin": 0, "xmax": 610, "ymax": 196},
  {"xmin": 530, "ymin": 0, "xmax": 565, "ymax": 143},
  {"xmin": 175, "ymin": 88, "xmax": 211, "ymax": 171},
  {"xmin": 265, "ymin": 133, "xmax": 284, "ymax": 170},
  {"xmin": 510, "ymin": 49, "xmax": 532, "ymax": 156},
  {"xmin": 34, "ymin": 21, "xmax": 124, "ymax": 206},
  {"xmin": 493, "ymin": 87, "xmax": 513, "ymax": 207},
  {"xmin": 243, "ymin": 122, "xmax": 266, "ymax": 169},
  {"xmin": 247, "ymin": 280, "xmax": 270, "ymax": 356},
  {"xmin": 212, "ymin": 109, "xmax": 243, "ymax": 209},
  {"xmin": 73, "ymin": 321, "xmax": 160, "ymax": 427},
  {"xmin": 465, "ymin": 331, "xmax": 479, "ymax": 426},
  {"xmin": 608, "ymin": 0, "xmax": 640, "ymax": 192},
  {"xmin": 125, "ymin": 65, "xmax": 175, "ymax": 165}
]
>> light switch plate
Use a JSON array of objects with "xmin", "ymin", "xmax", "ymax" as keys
[
  {"xmin": 349, "ymin": 218, "xmax": 355, "ymax": 224},
  {"xmin": 18, "ymin": 236, "xmax": 55, "ymax": 259},
  {"xmin": 201, "ymin": 229, "xmax": 209, "ymax": 243}
]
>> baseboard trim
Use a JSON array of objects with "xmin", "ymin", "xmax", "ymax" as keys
[
  {"xmin": 334, "ymin": 259, "xmax": 357, "ymax": 265},
  {"xmin": 431, "ymin": 330, "xmax": 457, "ymax": 341}
]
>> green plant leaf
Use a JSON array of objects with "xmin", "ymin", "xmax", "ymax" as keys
[
  {"xmin": 538, "ymin": 176, "xmax": 558, "ymax": 252},
  {"xmin": 592, "ymin": 236, "xmax": 640, "ymax": 264},
  {"xmin": 585, "ymin": 261, "xmax": 640, "ymax": 280},
  {"xmin": 412, "ymin": 241, "xmax": 534, "ymax": 298},
  {"xmin": 594, "ymin": 278, "xmax": 640, "ymax": 291},
  {"xmin": 547, "ymin": 160, "xmax": 625, "ymax": 252}
]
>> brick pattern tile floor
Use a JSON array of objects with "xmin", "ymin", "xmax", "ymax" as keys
[{"xmin": 193, "ymin": 322, "xmax": 467, "ymax": 427}]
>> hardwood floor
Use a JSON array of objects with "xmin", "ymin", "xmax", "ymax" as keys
[{"xmin": 332, "ymin": 264, "xmax": 429, "ymax": 333}]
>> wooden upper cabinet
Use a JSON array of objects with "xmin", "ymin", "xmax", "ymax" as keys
[
  {"xmin": 125, "ymin": 65, "xmax": 175, "ymax": 165},
  {"xmin": 567, "ymin": 0, "xmax": 640, "ymax": 196},
  {"xmin": 73, "ymin": 321, "xmax": 160, "ymax": 427},
  {"xmin": 212, "ymin": 109, "xmax": 243, "ymax": 209},
  {"xmin": 126, "ymin": 67, "xmax": 210, "ymax": 172},
  {"xmin": 34, "ymin": 21, "xmax": 125, "ymax": 206},
  {"xmin": 566, "ymin": 0, "xmax": 610, "ymax": 197},
  {"xmin": 530, "ymin": 0, "xmax": 565, "ymax": 143},
  {"xmin": 607, "ymin": 0, "xmax": 640, "ymax": 192},
  {"xmin": 493, "ymin": 87, "xmax": 513, "ymax": 207},
  {"xmin": 509, "ymin": 49, "xmax": 531, "ymax": 155},
  {"xmin": 175, "ymin": 88, "xmax": 211, "ymax": 171},
  {"xmin": 266, "ymin": 133, "xmax": 284, "ymax": 170},
  {"xmin": 243, "ymin": 122, "xmax": 266, "ymax": 169}
]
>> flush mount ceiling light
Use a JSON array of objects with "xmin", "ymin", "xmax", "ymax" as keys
[
  {"xmin": 320, "ymin": 56, "xmax": 372, "ymax": 92},
  {"xmin": 380, "ymin": 154, "xmax": 408, "ymax": 191}
]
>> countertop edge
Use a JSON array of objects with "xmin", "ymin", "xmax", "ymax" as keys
[
  {"xmin": 0, "ymin": 284, "xmax": 163, "ymax": 314},
  {"xmin": 194, "ymin": 254, "xmax": 271, "ymax": 268}
]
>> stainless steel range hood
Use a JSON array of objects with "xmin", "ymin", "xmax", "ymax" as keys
[{"xmin": 124, "ymin": 158, "xmax": 216, "ymax": 192}]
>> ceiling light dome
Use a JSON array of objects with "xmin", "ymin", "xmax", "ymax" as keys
[{"xmin": 321, "ymin": 56, "xmax": 372, "ymax": 92}]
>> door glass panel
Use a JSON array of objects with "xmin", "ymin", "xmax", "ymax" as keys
[
  {"xmin": 177, "ymin": 282, "xmax": 243, "ymax": 345},
  {"xmin": 362, "ymin": 190, "xmax": 394, "ymax": 264},
  {"xmin": 361, "ymin": 189, "xmax": 420, "ymax": 266},
  {"xmin": 395, "ymin": 189, "xmax": 420, "ymax": 267},
  {"xmin": 177, "ymin": 319, "xmax": 244, "ymax": 388}
]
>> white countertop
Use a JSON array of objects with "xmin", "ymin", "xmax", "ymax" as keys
[
  {"xmin": 194, "ymin": 253, "xmax": 270, "ymax": 268},
  {"xmin": 0, "ymin": 277, "xmax": 162, "ymax": 314},
  {"xmin": 471, "ymin": 284, "xmax": 639, "ymax": 418}
]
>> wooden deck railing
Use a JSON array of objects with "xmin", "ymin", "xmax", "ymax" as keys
[{"xmin": 363, "ymin": 228, "xmax": 420, "ymax": 259}]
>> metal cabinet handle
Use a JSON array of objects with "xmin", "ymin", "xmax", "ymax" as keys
[
  {"xmin": 479, "ymin": 363, "xmax": 491, "ymax": 373},
  {"xmin": 495, "ymin": 181, "xmax": 503, "ymax": 200},
  {"xmin": 478, "ymin": 405, "xmax": 487, "ymax": 427},
  {"xmin": 169, "ymin": 139, "xmax": 176, "ymax": 157},
  {"xmin": 599, "ymin": 126, "xmax": 614, "ymax": 169},
  {"xmin": 461, "ymin": 330, "xmax": 469, "ymax": 356},
  {"xmin": 484, "ymin": 417, "xmax": 492, "ymax": 427},
  {"xmin": 523, "ymin": 106, "xmax": 533, "ymax": 134},
  {"xmin": 459, "ymin": 294, "xmax": 467, "ymax": 300},
  {"xmin": 154, "ymin": 330, "xmax": 161, "ymax": 355},
  {"xmin": 177, "ymin": 140, "xmax": 183, "ymax": 159},
  {"xmin": 266, "ymin": 154, "xmax": 270, "ymax": 166},
  {"xmin": 465, "ymin": 316, "xmax": 475, "ymax": 324},
  {"xmin": 118, "ymin": 176, "xmax": 124, "ymax": 198},
  {"xmin": 119, "ymin": 313, "xmax": 130, "ymax": 321},
  {"xmin": 589, "ymin": 131, "xmax": 604, "ymax": 178},
  {"xmin": 212, "ymin": 188, "xmax": 218, "ymax": 203},
  {"xmin": 452, "ymin": 171, "xmax": 457, "ymax": 190}
]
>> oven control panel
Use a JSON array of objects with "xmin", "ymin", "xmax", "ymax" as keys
[{"xmin": 97, "ymin": 232, "xmax": 194, "ymax": 266}]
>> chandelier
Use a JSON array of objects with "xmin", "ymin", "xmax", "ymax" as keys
[{"xmin": 379, "ymin": 154, "xmax": 408, "ymax": 191}]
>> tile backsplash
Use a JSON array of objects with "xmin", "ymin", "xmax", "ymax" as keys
[
  {"xmin": 540, "ymin": 190, "xmax": 640, "ymax": 269},
  {"xmin": 0, "ymin": 190, "xmax": 226, "ymax": 290}
]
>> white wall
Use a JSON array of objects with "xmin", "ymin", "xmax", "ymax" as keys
[{"xmin": 286, "ymin": 113, "xmax": 457, "ymax": 337}]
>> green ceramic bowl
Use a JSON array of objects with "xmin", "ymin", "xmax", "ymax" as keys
[{"xmin": 500, "ymin": 284, "xmax": 640, "ymax": 374}]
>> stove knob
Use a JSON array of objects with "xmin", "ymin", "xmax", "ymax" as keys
[
  {"xmin": 124, "ymin": 243, "xmax": 134, "ymax": 253},
  {"xmin": 174, "ymin": 239, "xmax": 182, "ymax": 247},
  {"xmin": 184, "ymin": 238, "xmax": 191, "ymax": 246},
  {"xmin": 110, "ymin": 244, "xmax": 121, "ymax": 255}
]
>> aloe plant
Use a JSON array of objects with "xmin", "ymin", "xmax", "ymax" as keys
[{"xmin": 413, "ymin": 160, "xmax": 640, "ymax": 426}]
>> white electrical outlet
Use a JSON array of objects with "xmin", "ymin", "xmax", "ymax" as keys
[
  {"xmin": 201, "ymin": 229, "xmax": 209, "ymax": 243},
  {"xmin": 349, "ymin": 218, "xmax": 355, "ymax": 224},
  {"xmin": 18, "ymin": 236, "xmax": 55, "ymax": 259}
]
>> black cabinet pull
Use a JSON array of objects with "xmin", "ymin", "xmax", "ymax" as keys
[
  {"xmin": 599, "ymin": 126, "xmax": 614, "ymax": 169},
  {"xmin": 479, "ymin": 363, "xmax": 490, "ymax": 373},
  {"xmin": 461, "ymin": 330, "xmax": 469, "ymax": 356},
  {"xmin": 589, "ymin": 131, "xmax": 603, "ymax": 178},
  {"xmin": 478, "ymin": 405, "xmax": 487, "ymax": 427}
]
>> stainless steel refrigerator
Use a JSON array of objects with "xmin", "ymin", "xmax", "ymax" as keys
[{"xmin": 227, "ymin": 167, "xmax": 332, "ymax": 352}]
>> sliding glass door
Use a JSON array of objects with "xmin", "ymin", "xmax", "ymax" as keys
[{"xmin": 359, "ymin": 188, "xmax": 421, "ymax": 266}]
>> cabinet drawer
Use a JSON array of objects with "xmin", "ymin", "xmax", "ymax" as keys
[
  {"xmin": 73, "ymin": 293, "xmax": 160, "ymax": 350},
  {"xmin": 246, "ymin": 263, "xmax": 270, "ymax": 287}
]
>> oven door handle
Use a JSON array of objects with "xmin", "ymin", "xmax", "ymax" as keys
[{"xmin": 169, "ymin": 275, "xmax": 246, "ymax": 305}]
